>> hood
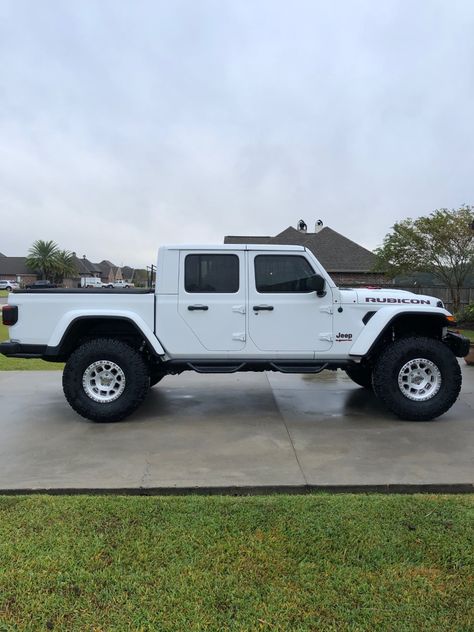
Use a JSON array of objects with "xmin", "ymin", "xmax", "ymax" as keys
[{"xmin": 339, "ymin": 288, "xmax": 444, "ymax": 308}]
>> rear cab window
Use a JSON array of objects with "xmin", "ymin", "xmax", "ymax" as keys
[{"xmin": 185, "ymin": 254, "xmax": 239, "ymax": 293}]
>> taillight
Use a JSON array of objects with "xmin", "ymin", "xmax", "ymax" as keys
[{"xmin": 2, "ymin": 305, "xmax": 18, "ymax": 326}]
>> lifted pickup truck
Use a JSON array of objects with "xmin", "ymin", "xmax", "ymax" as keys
[{"xmin": 1, "ymin": 244, "xmax": 469, "ymax": 422}]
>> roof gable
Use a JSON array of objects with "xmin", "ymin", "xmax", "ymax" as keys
[
  {"xmin": 224, "ymin": 225, "xmax": 376, "ymax": 272},
  {"xmin": 302, "ymin": 227, "xmax": 376, "ymax": 272}
]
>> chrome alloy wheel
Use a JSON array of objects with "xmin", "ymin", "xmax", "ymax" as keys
[
  {"xmin": 397, "ymin": 358, "xmax": 441, "ymax": 402},
  {"xmin": 82, "ymin": 360, "xmax": 126, "ymax": 403}
]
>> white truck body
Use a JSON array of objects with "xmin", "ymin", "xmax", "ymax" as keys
[
  {"xmin": 80, "ymin": 277, "xmax": 104, "ymax": 288},
  {"xmin": 1, "ymin": 244, "xmax": 468, "ymax": 422}
]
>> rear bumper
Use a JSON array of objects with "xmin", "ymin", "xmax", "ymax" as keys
[
  {"xmin": 445, "ymin": 331, "xmax": 471, "ymax": 358},
  {"xmin": 0, "ymin": 342, "xmax": 47, "ymax": 358}
]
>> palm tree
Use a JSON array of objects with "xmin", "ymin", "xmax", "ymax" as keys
[
  {"xmin": 53, "ymin": 250, "xmax": 77, "ymax": 284},
  {"xmin": 26, "ymin": 240, "xmax": 60, "ymax": 280}
]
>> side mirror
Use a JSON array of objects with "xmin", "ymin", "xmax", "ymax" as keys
[{"xmin": 306, "ymin": 274, "xmax": 326, "ymax": 296}]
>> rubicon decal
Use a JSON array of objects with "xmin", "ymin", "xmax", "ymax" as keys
[
  {"xmin": 336, "ymin": 332, "xmax": 353, "ymax": 341},
  {"xmin": 365, "ymin": 297, "xmax": 431, "ymax": 304}
]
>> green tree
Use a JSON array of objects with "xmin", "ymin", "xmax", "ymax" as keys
[
  {"xmin": 374, "ymin": 205, "xmax": 474, "ymax": 311},
  {"xmin": 53, "ymin": 249, "xmax": 77, "ymax": 284},
  {"xmin": 26, "ymin": 239, "xmax": 60, "ymax": 280}
]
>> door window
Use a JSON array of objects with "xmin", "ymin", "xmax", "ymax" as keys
[
  {"xmin": 255, "ymin": 255, "xmax": 315, "ymax": 293},
  {"xmin": 185, "ymin": 254, "xmax": 239, "ymax": 293}
]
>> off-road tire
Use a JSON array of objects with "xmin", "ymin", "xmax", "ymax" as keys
[
  {"xmin": 372, "ymin": 336, "xmax": 461, "ymax": 421},
  {"xmin": 63, "ymin": 338, "xmax": 149, "ymax": 422},
  {"xmin": 345, "ymin": 364, "xmax": 373, "ymax": 389}
]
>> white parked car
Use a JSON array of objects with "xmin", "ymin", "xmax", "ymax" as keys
[
  {"xmin": 0, "ymin": 280, "xmax": 20, "ymax": 291},
  {"xmin": 104, "ymin": 280, "xmax": 134, "ymax": 289}
]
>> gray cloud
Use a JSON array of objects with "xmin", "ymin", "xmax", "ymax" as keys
[{"xmin": 1, "ymin": 0, "xmax": 474, "ymax": 266}]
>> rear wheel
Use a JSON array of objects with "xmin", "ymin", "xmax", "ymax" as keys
[
  {"xmin": 63, "ymin": 338, "xmax": 149, "ymax": 422},
  {"xmin": 372, "ymin": 336, "xmax": 461, "ymax": 421},
  {"xmin": 345, "ymin": 364, "xmax": 372, "ymax": 389}
]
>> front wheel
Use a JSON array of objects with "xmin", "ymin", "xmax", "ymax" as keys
[
  {"xmin": 372, "ymin": 336, "xmax": 461, "ymax": 421},
  {"xmin": 63, "ymin": 338, "xmax": 149, "ymax": 422}
]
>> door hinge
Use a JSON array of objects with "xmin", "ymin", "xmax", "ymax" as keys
[
  {"xmin": 319, "ymin": 305, "xmax": 333, "ymax": 314},
  {"xmin": 232, "ymin": 332, "xmax": 246, "ymax": 342},
  {"xmin": 232, "ymin": 305, "xmax": 246, "ymax": 314},
  {"xmin": 319, "ymin": 332, "xmax": 333, "ymax": 342}
]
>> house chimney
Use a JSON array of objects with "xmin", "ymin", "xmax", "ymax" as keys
[
  {"xmin": 314, "ymin": 220, "xmax": 324, "ymax": 233},
  {"xmin": 297, "ymin": 219, "xmax": 307, "ymax": 233}
]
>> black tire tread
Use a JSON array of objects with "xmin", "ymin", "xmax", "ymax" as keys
[
  {"xmin": 63, "ymin": 338, "xmax": 149, "ymax": 422},
  {"xmin": 372, "ymin": 336, "xmax": 461, "ymax": 421}
]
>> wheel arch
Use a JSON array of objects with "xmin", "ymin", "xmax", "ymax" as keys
[
  {"xmin": 350, "ymin": 309, "xmax": 450, "ymax": 359},
  {"xmin": 44, "ymin": 315, "xmax": 165, "ymax": 360}
]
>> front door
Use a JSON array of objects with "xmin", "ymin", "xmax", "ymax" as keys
[
  {"xmin": 248, "ymin": 252, "xmax": 333, "ymax": 353},
  {"xmin": 178, "ymin": 251, "xmax": 247, "ymax": 352}
]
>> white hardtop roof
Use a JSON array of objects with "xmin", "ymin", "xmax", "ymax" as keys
[{"xmin": 163, "ymin": 244, "xmax": 306, "ymax": 252}]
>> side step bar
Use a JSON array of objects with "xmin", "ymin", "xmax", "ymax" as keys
[{"xmin": 163, "ymin": 360, "xmax": 331, "ymax": 375}]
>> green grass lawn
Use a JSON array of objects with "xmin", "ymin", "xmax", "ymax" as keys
[
  {"xmin": 0, "ymin": 289, "xmax": 9, "ymax": 298},
  {"xmin": 459, "ymin": 329, "xmax": 474, "ymax": 343},
  {"xmin": 0, "ymin": 323, "xmax": 63, "ymax": 370},
  {"xmin": 0, "ymin": 494, "xmax": 472, "ymax": 631}
]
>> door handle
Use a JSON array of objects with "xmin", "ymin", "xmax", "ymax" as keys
[
  {"xmin": 188, "ymin": 305, "xmax": 209, "ymax": 311},
  {"xmin": 253, "ymin": 305, "xmax": 274, "ymax": 311}
]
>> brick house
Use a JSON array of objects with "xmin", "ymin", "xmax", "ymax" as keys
[
  {"xmin": 95, "ymin": 260, "xmax": 123, "ymax": 285},
  {"xmin": 0, "ymin": 255, "xmax": 38, "ymax": 285},
  {"xmin": 224, "ymin": 221, "xmax": 386, "ymax": 286}
]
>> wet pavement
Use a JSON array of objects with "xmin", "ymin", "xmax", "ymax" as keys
[{"xmin": 0, "ymin": 367, "xmax": 473, "ymax": 491}]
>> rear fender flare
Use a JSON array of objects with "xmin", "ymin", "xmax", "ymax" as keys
[{"xmin": 48, "ymin": 310, "xmax": 166, "ymax": 356}]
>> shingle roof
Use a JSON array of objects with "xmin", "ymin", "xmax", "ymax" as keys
[
  {"xmin": 0, "ymin": 256, "xmax": 35, "ymax": 275},
  {"xmin": 0, "ymin": 252, "xmax": 6, "ymax": 257},
  {"xmin": 121, "ymin": 266, "xmax": 134, "ymax": 280},
  {"xmin": 224, "ymin": 226, "xmax": 376, "ymax": 273},
  {"xmin": 72, "ymin": 255, "xmax": 101, "ymax": 275},
  {"xmin": 94, "ymin": 260, "xmax": 116, "ymax": 275}
]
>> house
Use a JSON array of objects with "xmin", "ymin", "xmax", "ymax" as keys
[
  {"xmin": 224, "ymin": 221, "xmax": 385, "ymax": 286},
  {"xmin": 95, "ymin": 260, "xmax": 123, "ymax": 285},
  {"xmin": 121, "ymin": 266, "xmax": 135, "ymax": 283},
  {"xmin": 0, "ymin": 256, "xmax": 38, "ymax": 285},
  {"xmin": 0, "ymin": 249, "xmax": 149, "ymax": 288}
]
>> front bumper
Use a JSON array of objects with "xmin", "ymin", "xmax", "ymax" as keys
[
  {"xmin": 444, "ymin": 331, "xmax": 471, "ymax": 358},
  {"xmin": 0, "ymin": 341, "xmax": 47, "ymax": 358}
]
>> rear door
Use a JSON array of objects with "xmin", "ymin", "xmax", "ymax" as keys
[
  {"xmin": 248, "ymin": 252, "xmax": 333, "ymax": 353},
  {"xmin": 178, "ymin": 250, "xmax": 247, "ymax": 352}
]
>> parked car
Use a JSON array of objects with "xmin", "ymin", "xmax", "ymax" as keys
[
  {"xmin": 25, "ymin": 280, "xmax": 58, "ymax": 290},
  {"xmin": 0, "ymin": 280, "xmax": 20, "ymax": 291},
  {"xmin": 104, "ymin": 280, "xmax": 134, "ymax": 288}
]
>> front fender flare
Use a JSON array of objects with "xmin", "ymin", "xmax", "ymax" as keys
[{"xmin": 349, "ymin": 306, "xmax": 451, "ymax": 357}]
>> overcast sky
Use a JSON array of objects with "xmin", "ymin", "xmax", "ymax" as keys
[{"xmin": 1, "ymin": 0, "xmax": 473, "ymax": 267}]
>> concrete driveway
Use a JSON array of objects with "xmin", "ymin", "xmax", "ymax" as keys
[{"xmin": 0, "ymin": 367, "xmax": 473, "ymax": 491}]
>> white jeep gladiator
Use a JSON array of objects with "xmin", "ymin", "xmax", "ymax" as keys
[{"xmin": 1, "ymin": 244, "xmax": 469, "ymax": 422}]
